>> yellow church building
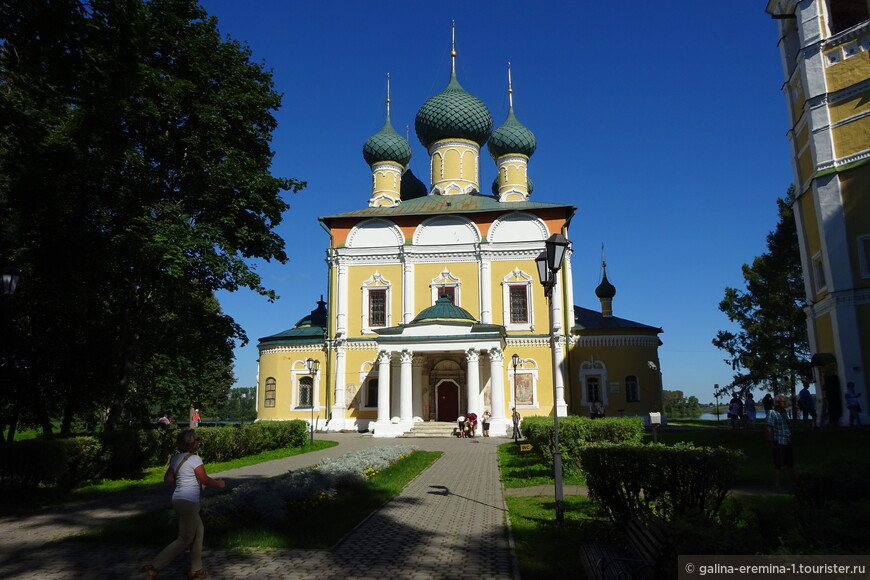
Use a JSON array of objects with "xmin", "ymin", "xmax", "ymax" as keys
[
  {"xmin": 765, "ymin": 0, "xmax": 869, "ymax": 424},
  {"xmin": 256, "ymin": 48, "xmax": 664, "ymax": 436}
]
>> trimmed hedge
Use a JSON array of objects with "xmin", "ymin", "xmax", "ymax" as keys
[
  {"xmin": 578, "ymin": 442, "xmax": 743, "ymax": 523},
  {"xmin": 0, "ymin": 420, "xmax": 308, "ymax": 494},
  {"xmin": 521, "ymin": 416, "xmax": 644, "ymax": 475}
]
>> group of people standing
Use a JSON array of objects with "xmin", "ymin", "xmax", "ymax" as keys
[
  {"xmin": 457, "ymin": 411, "xmax": 492, "ymax": 438},
  {"xmin": 727, "ymin": 392, "xmax": 758, "ymax": 428}
]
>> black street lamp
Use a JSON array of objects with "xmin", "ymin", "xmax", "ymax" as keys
[
  {"xmin": 536, "ymin": 233, "xmax": 569, "ymax": 525},
  {"xmin": 306, "ymin": 357, "xmax": 320, "ymax": 444},
  {"xmin": 511, "ymin": 353, "xmax": 522, "ymax": 443}
]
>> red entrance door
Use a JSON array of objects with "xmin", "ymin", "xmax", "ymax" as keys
[{"xmin": 437, "ymin": 380, "xmax": 459, "ymax": 421}]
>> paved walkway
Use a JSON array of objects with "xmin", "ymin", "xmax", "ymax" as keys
[{"xmin": 0, "ymin": 434, "xmax": 522, "ymax": 579}]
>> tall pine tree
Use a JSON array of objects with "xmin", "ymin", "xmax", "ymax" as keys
[{"xmin": 713, "ymin": 187, "xmax": 810, "ymax": 403}]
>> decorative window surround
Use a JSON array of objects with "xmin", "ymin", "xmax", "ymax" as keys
[
  {"xmin": 361, "ymin": 272, "xmax": 392, "ymax": 334},
  {"xmin": 431, "ymin": 269, "xmax": 462, "ymax": 306},
  {"xmin": 510, "ymin": 358, "xmax": 539, "ymax": 409},
  {"xmin": 501, "ymin": 268, "xmax": 534, "ymax": 331}
]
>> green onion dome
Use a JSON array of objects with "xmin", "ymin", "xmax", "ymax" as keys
[
  {"xmin": 488, "ymin": 107, "xmax": 537, "ymax": 159},
  {"xmin": 412, "ymin": 295, "xmax": 477, "ymax": 323},
  {"xmin": 363, "ymin": 116, "xmax": 412, "ymax": 167},
  {"xmin": 415, "ymin": 71, "xmax": 492, "ymax": 148}
]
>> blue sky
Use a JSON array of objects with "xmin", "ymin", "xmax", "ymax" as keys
[{"xmin": 204, "ymin": 1, "xmax": 794, "ymax": 405}]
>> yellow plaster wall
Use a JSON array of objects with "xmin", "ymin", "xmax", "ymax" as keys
[
  {"xmin": 813, "ymin": 311, "xmax": 835, "ymax": 356},
  {"xmin": 509, "ymin": 344, "xmax": 555, "ymax": 417},
  {"xmin": 257, "ymin": 350, "xmax": 326, "ymax": 421},
  {"xmin": 832, "ymin": 114, "xmax": 870, "ymax": 157},
  {"xmin": 795, "ymin": 124, "xmax": 809, "ymax": 155},
  {"xmin": 824, "ymin": 50, "xmax": 870, "ymax": 93},
  {"xmin": 569, "ymin": 339, "xmax": 662, "ymax": 415},
  {"xmin": 799, "ymin": 192, "xmax": 822, "ymax": 258},
  {"xmin": 842, "ymin": 163, "xmax": 870, "ymax": 288},
  {"xmin": 348, "ymin": 263, "xmax": 403, "ymax": 335},
  {"xmin": 828, "ymin": 88, "xmax": 870, "ymax": 125},
  {"xmin": 414, "ymin": 261, "xmax": 480, "ymax": 314},
  {"xmin": 797, "ymin": 146, "xmax": 815, "ymax": 186}
]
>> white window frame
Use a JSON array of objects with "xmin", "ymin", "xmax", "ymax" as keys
[
  {"xmin": 361, "ymin": 272, "xmax": 392, "ymax": 333},
  {"xmin": 292, "ymin": 363, "xmax": 320, "ymax": 411},
  {"xmin": 578, "ymin": 359, "xmax": 608, "ymax": 407},
  {"xmin": 812, "ymin": 252, "xmax": 827, "ymax": 294},
  {"xmin": 501, "ymin": 268, "xmax": 534, "ymax": 331},
  {"xmin": 430, "ymin": 269, "xmax": 461, "ymax": 306}
]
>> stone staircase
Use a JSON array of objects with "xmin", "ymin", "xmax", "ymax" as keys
[{"xmin": 401, "ymin": 421, "xmax": 459, "ymax": 438}]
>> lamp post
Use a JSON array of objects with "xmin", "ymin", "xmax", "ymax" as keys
[
  {"xmin": 306, "ymin": 358, "xmax": 320, "ymax": 444},
  {"xmin": 536, "ymin": 233, "xmax": 569, "ymax": 526},
  {"xmin": 511, "ymin": 353, "xmax": 521, "ymax": 442},
  {"xmin": 714, "ymin": 384, "xmax": 720, "ymax": 423}
]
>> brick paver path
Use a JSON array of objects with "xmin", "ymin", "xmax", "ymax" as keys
[{"xmin": 0, "ymin": 434, "xmax": 518, "ymax": 579}]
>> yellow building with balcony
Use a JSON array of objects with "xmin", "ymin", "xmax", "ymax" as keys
[
  {"xmin": 766, "ymin": 0, "xmax": 869, "ymax": 424},
  {"xmin": 256, "ymin": 51, "xmax": 664, "ymax": 436}
]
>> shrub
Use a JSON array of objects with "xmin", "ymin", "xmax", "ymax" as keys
[
  {"xmin": 196, "ymin": 421, "xmax": 307, "ymax": 462},
  {"xmin": 793, "ymin": 460, "xmax": 870, "ymax": 553},
  {"xmin": 578, "ymin": 442, "xmax": 743, "ymax": 523},
  {"xmin": 202, "ymin": 444, "xmax": 418, "ymax": 527},
  {"xmin": 0, "ymin": 436, "xmax": 109, "ymax": 493},
  {"xmin": 51, "ymin": 436, "xmax": 110, "ymax": 490},
  {"xmin": 522, "ymin": 416, "xmax": 644, "ymax": 475}
]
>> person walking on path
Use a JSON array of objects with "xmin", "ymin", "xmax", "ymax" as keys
[
  {"xmin": 482, "ymin": 410, "xmax": 492, "ymax": 437},
  {"xmin": 511, "ymin": 408, "xmax": 522, "ymax": 441},
  {"xmin": 744, "ymin": 393, "xmax": 757, "ymax": 425},
  {"xmin": 143, "ymin": 429, "xmax": 225, "ymax": 579},
  {"xmin": 798, "ymin": 385, "xmax": 816, "ymax": 427},
  {"xmin": 845, "ymin": 382, "xmax": 862, "ymax": 426},
  {"xmin": 765, "ymin": 395, "xmax": 794, "ymax": 490}
]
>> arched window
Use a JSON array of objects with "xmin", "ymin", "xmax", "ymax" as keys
[
  {"xmin": 626, "ymin": 376, "xmax": 640, "ymax": 402},
  {"xmin": 297, "ymin": 376, "xmax": 313, "ymax": 408},
  {"xmin": 365, "ymin": 378, "xmax": 379, "ymax": 408},
  {"xmin": 587, "ymin": 377, "xmax": 601, "ymax": 403},
  {"xmin": 264, "ymin": 377, "xmax": 276, "ymax": 408}
]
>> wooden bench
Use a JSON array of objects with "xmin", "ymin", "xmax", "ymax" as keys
[{"xmin": 579, "ymin": 517, "xmax": 669, "ymax": 580}]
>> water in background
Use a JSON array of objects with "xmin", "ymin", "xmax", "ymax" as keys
[{"xmin": 698, "ymin": 412, "xmax": 770, "ymax": 421}]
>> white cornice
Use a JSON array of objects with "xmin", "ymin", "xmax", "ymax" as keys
[{"xmin": 576, "ymin": 335, "xmax": 660, "ymax": 348}]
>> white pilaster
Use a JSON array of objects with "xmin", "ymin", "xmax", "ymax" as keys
[
  {"xmin": 400, "ymin": 350, "xmax": 413, "ymax": 421},
  {"xmin": 328, "ymin": 342, "xmax": 348, "ymax": 431},
  {"xmin": 336, "ymin": 262, "xmax": 349, "ymax": 336},
  {"xmin": 552, "ymin": 334, "xmax": 568, "ymax": 417},
  {"xmin": 413, "ymin": 357, "xmax": 424, "ymax": 419},
  {"xmin": 403, "ymin": 259, "xmax": 414, "ymax": 324},
  {"xmin": 466, "ymin": 349, "xmax": 481, "ymax": 418},
  {"xmin": 376, "ymin": 351, "xmax": 391, "ymax": 424},
  {"xmin": 488, "ymin": 348, "xmax": 508, "ymax": 436},
  {"xmin": 480, "ymin": 258, "xmax": 492, "ymax": 324}
]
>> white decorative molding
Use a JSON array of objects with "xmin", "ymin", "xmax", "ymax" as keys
[
  {"xmin": 505, "ymin": 337, "xmax": 550, "ymax": 348},
  {"xmin": 488, "ymin": 212, "xmax": 547, "ymax": 243},
  {"xmin": 501, "ymin": 267, "xmax": 535, "ymax": 332},
  {"xmin": 413, "ymin": 215, "xmax": 481, "ymax": 246},
  {"xmin": 346, "ymin": 218, "xmax": 403, "ymax": 248},
  {"xmin": 258, "ymin": 344, "xmax": 324, "ymax": 356},
  {"xmin": 430, "ymin": 268, "xmax": 462, "ymax": 306},
  {"xmin": 361, "ymin": 272, "xmax": 392, "ymax": 334}
]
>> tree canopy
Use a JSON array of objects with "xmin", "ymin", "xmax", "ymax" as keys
[
  {"xmin": 712, "ymin": 188, "xmax": 809, "ymax": 398},
  {"xmin": 0, "ymin": 0, "xmax": 304, "ymax": 438}
]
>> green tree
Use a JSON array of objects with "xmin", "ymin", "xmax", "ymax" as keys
[
  {"xmin": 662, "ymin": 390, "xmax": 702, "ymax": 418},
  {"xmin": 0, "ymin": 0, "xmax": 304, "ymax": 438},
  {"xmin": 713, "ymin": 189, "xmax": 810, "ymax": 404}
]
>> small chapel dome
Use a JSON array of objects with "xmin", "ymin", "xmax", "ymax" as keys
[
  {"xmin": 488, "ymin": 107, "xmax": 537, "ymax": 159},
  {"xmin": 595, "ymin": 271, "xmax": 617, "ymax": 299},
  {"xmin": 415, "ymin": 71, "xmax": 493, "ymax": 148},
  {"xmin": 363, "ymin": 116, "xmax": 412, "ymax": 167}
]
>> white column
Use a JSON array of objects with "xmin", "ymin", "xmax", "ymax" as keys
[
  {"xmin": 400, "ymin": 350, "xmax": 413, "ymax": 421},
  {"xmin": 391, "ymin": 356, "xmax": 400, "ymax": 418},
  {"xmin": 329, "ymin": 342, "xmax": 347, "ymax": 430},
  {"xmin": 480, "ymin": 258, "xmax": 492, "ymax": 324},
  {"xmin": 466, "ymin": 349, "xmax": 481, "ymax": 417},
  {"xmin": 551, "ymin": 269, "xmax": 564, "ymax": 334},
  {"xmin": 376, "ymin": 351, "xmax": 391, "ymax": 423},
  {"xmin": 489, "ymin": 348, "xmax": 506, "ymax": 422},
  {"xmin": 413, "ymin": 357, "xmax": 424, "ymax": 419},
  {"xmin": 552, "ymin": 334, "xmax": 568, "ymax": 417},
  {"xmin": 403, "ymin": 259, "xmax": 415, "ymax": 324},
  {"xmin": 336, "ymin": 262, "xmax": 349, "ymax": 336}
]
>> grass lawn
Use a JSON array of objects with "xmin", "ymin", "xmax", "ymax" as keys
[
  {"xmin": 501, "ymin": 425, "xmax": 870, "ymax": 578},
  {"xmin": 498, "ymin": 441, "xmax": 586, "ymax": 487},
  {"xmin": 80, "ymin": 450, "xmax": 442, "ymax": 550}
]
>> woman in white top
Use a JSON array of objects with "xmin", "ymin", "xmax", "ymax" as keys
[{"xmin": 143, "ymin": 429, "xmax": 225, "ymax": 579}]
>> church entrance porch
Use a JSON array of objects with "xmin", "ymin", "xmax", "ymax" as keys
[{"xmin": 436, "ymin": 379, "xmax": 460, "ymax": 421}]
